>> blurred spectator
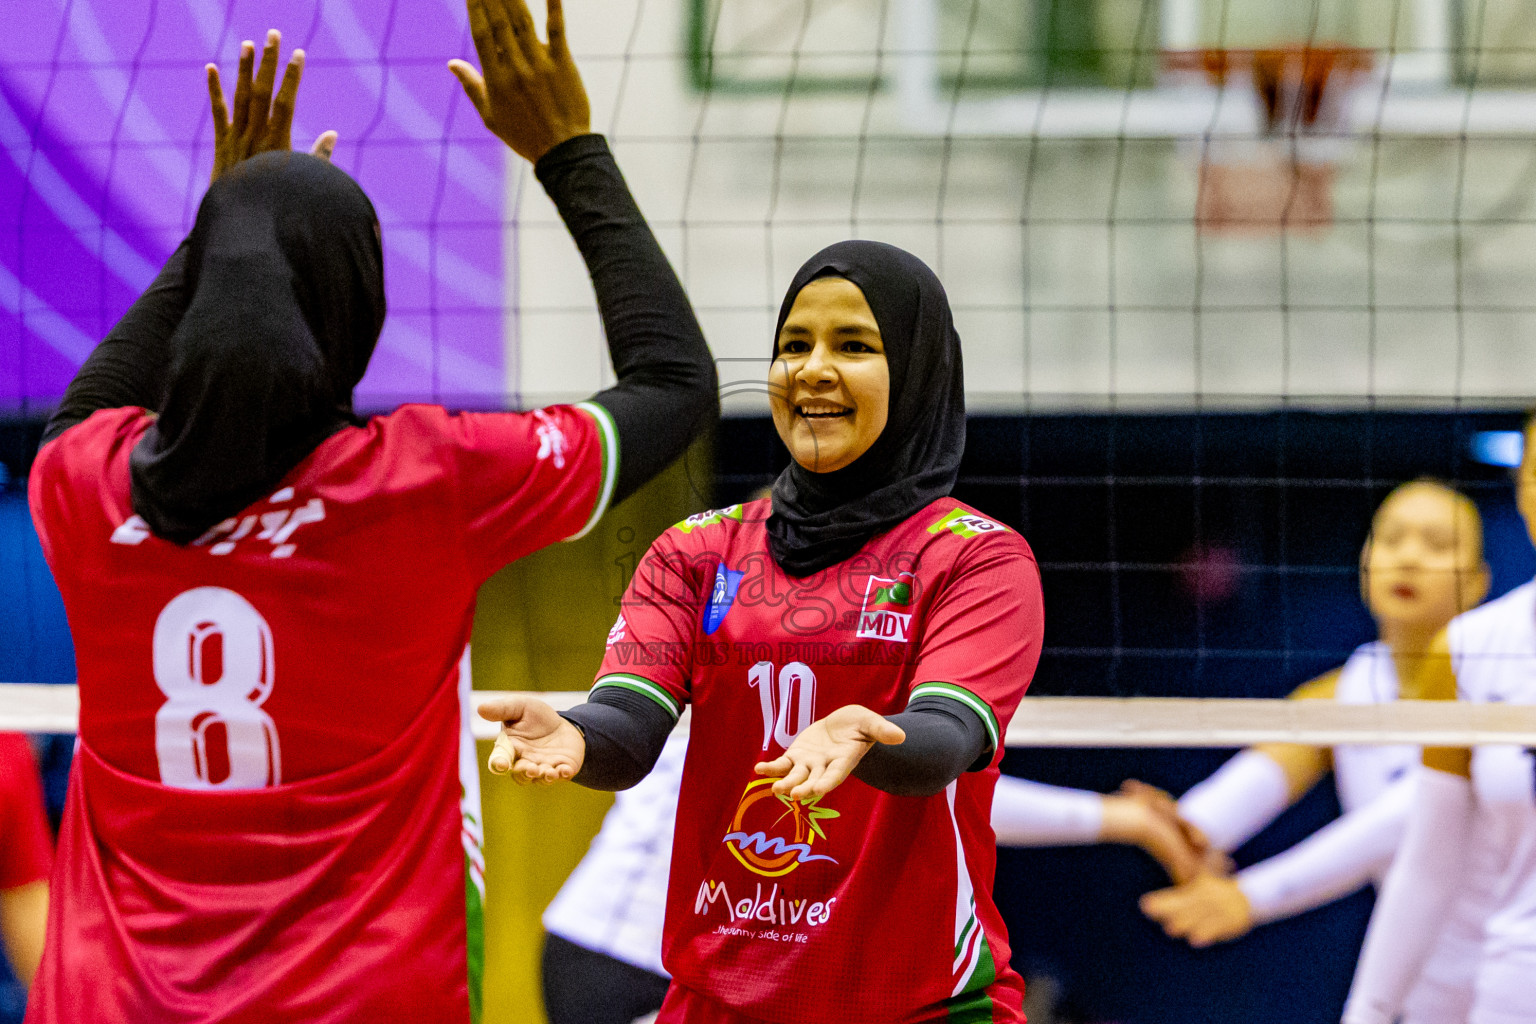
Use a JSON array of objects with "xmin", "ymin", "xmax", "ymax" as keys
[{"xmin": 0, "ymin": 734, "xmax": 52, "ymax": 1002}]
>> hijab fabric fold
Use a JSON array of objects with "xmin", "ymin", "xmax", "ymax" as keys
[
  {"xmin": 767, "ymin": 241, "xmax": 966, "ymax": 576},
  {"xmin": 130, "ymin": 152, "xmax": 385, "ymax": 543}
]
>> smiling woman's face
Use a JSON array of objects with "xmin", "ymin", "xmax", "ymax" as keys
[{"xmin": 770, "ymin": 277, "xmax": 890, "ymax": 474}]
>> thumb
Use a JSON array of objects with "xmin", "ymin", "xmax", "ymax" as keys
[
  {"xmin": 867, "ymin": 717, "xmax": 906, "ymax": 745},
  {"xmin": 478, "ymin": 695, "xmax": 533, "ymax": 723},
  {"xmin": 447, "ymin": 60, "xmax": 491, "ymax": 121},
  {"xmin": 310, "ymin": 130, "xmax": 338, "ymax": 161}
]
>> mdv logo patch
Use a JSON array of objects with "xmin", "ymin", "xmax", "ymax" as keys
[
  {"xmin": 857, "ymin": 572, "xmax": 914, "ymax": 643},
  {"xmin": 703, "ymin": 564, "xmax": 744, "ymax": 635}
]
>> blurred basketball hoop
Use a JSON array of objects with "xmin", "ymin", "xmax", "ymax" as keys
[{"xmin": 1164, "ymin": 46, "xmax": 1374, "ymax": 235}]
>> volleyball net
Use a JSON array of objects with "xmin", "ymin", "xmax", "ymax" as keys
[{"xmin": 9, "ymin": 684, "xmax": 1536, "ymax": 747}]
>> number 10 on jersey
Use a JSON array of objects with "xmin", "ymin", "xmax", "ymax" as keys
[{"xmin": 749, "ymin": 661, "xmax": 817, "ymax": 752}]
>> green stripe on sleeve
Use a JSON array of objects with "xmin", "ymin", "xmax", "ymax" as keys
[
  {"xmin": 568, "ymin": 401, "xmax": 620, "ymax": 541},
  {"xmin": 592, "ymin": 673, "xmax": 683, "ymax": 721},
  {"xmin": 909, "ymin": 682, "xmax": 1001, "ymax": 752}
]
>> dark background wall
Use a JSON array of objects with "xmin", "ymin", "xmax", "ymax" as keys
[{"xmin": 6, "ymin": 409, "xmax": 1533, "ymax": 1024}]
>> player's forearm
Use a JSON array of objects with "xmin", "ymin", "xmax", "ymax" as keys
[
  {"xmin": 1177, "ymin": 749, "xmax": 1294, "ymax": 853},
  {"xmin": 1341, "ymin": 769, "xmax": 1472, "ymax": 1024},
  {"xmin": 990, "ymin": 776, "xmax": 1104, "ymax": 846},
  {"xmin": 41, "ymin": 242, "xmax": 191, "ymax": 447},
  {"xmin": 561, "ymin": 686, "xmax": 675, "ymax": 791},
  {"xmin": 853, "ymin": 697, "xmax": 988, "ymax": 798},
  {"xmin": 1237, "ymin": 773, "xmax": 1411, "ymax": 925},
  {"xmin": 534, "ymin": 134, "xmax": 717, "ymax": 506}
]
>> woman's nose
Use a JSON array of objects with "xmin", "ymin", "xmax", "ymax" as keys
[{"xmin": 796, "ymin": 346, "xmax": 836, "ymax": 386}]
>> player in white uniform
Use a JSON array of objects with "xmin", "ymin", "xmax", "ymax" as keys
[
  {"xmin": 1139, "ymin": 479, "xmax": 1496, "ymax": 1024},
  {"xmin": 1344, "ymin": 415, "xmax": 1536, "ymax": 1024}
]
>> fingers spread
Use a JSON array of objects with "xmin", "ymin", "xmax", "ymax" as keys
[
  {"xmin": 269, "ymin": 49, "xmax": 305, "ymax": 143},
  {"xmin": 206, "ymin": 65, "xmax": 229, "ymax": 142},
  {"xmin": 481, "ymin": 0, "xmax": 521, "ymax": 69},
  {"xmin": 754, "ymin": 755, "xmax": 792, "ymax": 778},
  {"xmin": 545, "ymin": 0, "xmax": 568, "ymax": 58},
  {"xmin": 464, "ymin": 0, "xmax": 497, "ymax": 66},
  {"xmin": 771, "ymin": 762, "xmax": 812, "ymax": 797},
  {"xmin": 230, "ymin": 40, "xmax": 255, "ymax": 137},
  {"xmin": 249, "ymin": 29, "xmax": 282, "ymax": 135}
]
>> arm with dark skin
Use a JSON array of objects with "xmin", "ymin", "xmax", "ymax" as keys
[
  {"xmin": 41, "ymin": 32, "xmax": 335, "ymax": 448},
  {"xmin": 451, "ymin": 0, "xmax": 716, "ymax": 505}
]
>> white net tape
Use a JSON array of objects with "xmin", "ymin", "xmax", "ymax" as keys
[{"xmin": 6, "ymin": 685, "xmax": 1536, "ymax": 748}]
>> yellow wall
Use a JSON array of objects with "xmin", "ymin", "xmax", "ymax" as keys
[{"xmin": 470, "ymin": 448, "xmax": 710, "ymax": 1024}]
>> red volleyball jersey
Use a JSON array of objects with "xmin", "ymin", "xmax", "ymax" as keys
[
  {"xmin": 26, "ymin": 401, "xmax": 616, "ymax": 1024},
  {"xmin": 594, "ymin": 498, "xmax": 1044, "ymax": 1024}
]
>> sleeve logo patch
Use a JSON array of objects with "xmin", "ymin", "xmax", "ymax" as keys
[
  {"xmin": 674, "ymin": 504, "xmax": 744, "ymax": 534},
  {"xmin": 927, "ymin": 507, "xmax": 1009, "ymax": 539},
  {"xmin": 703, "ymin": 564, "xmax": 745, "ymax": 636},
  {"xmin": 856, "ymin": 572, "xmax": 914, "ymax": 643},
  {"xmin": 533, "ymin": 409, "xmax": 568, "ymax": 469},
  {"xmin": 606, "ymin": 614, "xmax": 627, "ymax": 647}
]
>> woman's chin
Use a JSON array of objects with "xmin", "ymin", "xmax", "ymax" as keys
[{"xmin": 790, "ymin": 442, "xmax": 854, "ymax": 473}]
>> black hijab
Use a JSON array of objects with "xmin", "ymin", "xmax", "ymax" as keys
[
  {"xmin": 766, "ymin": 241, "xmax": 966, "ymax": 576},
  {"xmin": 130, "ymin": 151, "xmax": 385, "ymax": 543}
]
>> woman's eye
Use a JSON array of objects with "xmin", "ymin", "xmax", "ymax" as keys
[
  {"xmin": 779, "ymin": 339, "xmax": 810, "ymax": 354},
  {"xmin": 842, "ymin": 340, "xmax": 873, "ymax": 353}
]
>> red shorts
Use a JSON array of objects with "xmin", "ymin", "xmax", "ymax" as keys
[{"xmin": 656, "ymin": 983, "xmax": 780, "ymax": 1024}]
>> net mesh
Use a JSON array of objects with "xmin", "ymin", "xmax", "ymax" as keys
[{"xmin": 3, "ymin": 0, "xmax": 1536, "ymax": 705}]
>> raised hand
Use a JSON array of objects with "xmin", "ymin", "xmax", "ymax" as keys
[
  {"xmin": 1140, "ymin": 873, "xmax": 1256, "ymax": 947},
  {"xmin": 477, "ymin": 694, "xmax": 586, "ymax": 784},
  {"xmin": 207, "ymin": 29, "xmax": 338, "ymax": 184},
  {"xmin": 755, "ymin": 704, "xmax": 905, "ymax": 803},
  {"xmin": 449, "ymin": 0, "xmax": 591, "ymax": 163}
]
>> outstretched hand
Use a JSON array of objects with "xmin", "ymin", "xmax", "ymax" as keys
[
  {"xmin": 755, "ymin": 704, "xmax": 906, "ymax": 803},
  {"xmin": 1140, "ymin": 873, "xmax": 1256, "ymax": 947},
  {"xmin": 449, "ymin": 0, "xmax": 591, "ymax": 163},
  {"xmin": 477, "ymin": 694, "xmax": 586, "ymax": 784},
  {"xmin": 208, "ymin": 29, "xmax": 337, "ymax": 184}
]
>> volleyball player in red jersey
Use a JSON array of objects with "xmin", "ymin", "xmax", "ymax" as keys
[
  {"xmin": 24, "ymin": 2, "xmax": 715, "ymax": 1021},
  {"xmin": 484, "ymin": 243, "xmax": 1043, "ymax": 1024}
]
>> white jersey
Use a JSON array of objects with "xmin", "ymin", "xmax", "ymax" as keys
[
  {"xmin": 542, "ymin": 733, "xmax": 686, "ymax": 976},
  {"xmin": 1446, "ymin": 581, "xmax": 1536, "ymax": 1024},
  {"xmin": 1333, "ymin": 642, "xmax": 1498, "ymax": 1024},
  {"xmin": 1332, "ymin": 642, "xmax": 1419, "ymax": 814}
]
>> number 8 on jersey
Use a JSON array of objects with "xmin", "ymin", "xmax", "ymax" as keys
[{"xmin": 152, "ymin": 587, "xmax": 281, "ymax": 789}]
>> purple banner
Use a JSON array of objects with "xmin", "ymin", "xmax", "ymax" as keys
[{"xmin": 0, "ymin": 0, "xmax": 506, "ymax": 412}]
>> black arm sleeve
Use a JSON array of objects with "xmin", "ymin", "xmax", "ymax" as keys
[
  {"xmin": 852, "ymin": 695, "xmax": 991, "ymax": 798},
  {"xmin": 534, "ymin": 134, "xmax": 717, "ymax": 506},
  {"xmin": 561, "ymin": 684, "xmax": 676, "ymax": 791},
  {"xmin": 40, "ymin": 242, "xmax": 191, "ymax": 447}
]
